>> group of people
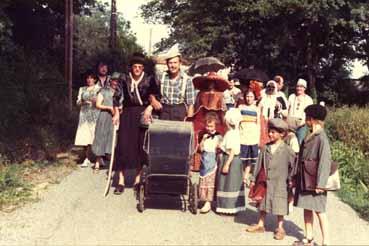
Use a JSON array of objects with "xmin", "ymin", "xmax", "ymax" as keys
[{"xmin": 74, "ymin": 51, "xmax": 332, "ymax": 246}]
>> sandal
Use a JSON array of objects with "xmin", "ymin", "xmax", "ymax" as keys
[
  {"xmin": 292, "ymin": 238, "xmax": 314, "ymax": 246},
  {"xmin": 274, "ymin": 228, "xmax": 286, "ymax": 240},
  {"xmin": 93, "ymin": 166, "xmax": 100, "ymax": 173},
  {"xmin": 245, "ymin": 224, "xmax": 265, "ymax": 233},
  {"xmin": 114, "ymin": 184, "xmax": 124, "ymax": 195}
]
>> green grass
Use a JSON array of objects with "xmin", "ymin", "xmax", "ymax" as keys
[{"xmin": 0, "ymin": 164, "xmax": 33, "ymax": 211}]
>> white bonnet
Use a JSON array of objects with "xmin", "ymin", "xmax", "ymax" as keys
[{"xmin": 224, "ymin": 108, "xmax": 242, "ymax": 127}]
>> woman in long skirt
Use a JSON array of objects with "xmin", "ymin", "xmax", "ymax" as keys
[
  {"xmin": 92, "ymin": 73, "xmax": 122, "ymax": 172},
  {"xmin": 114, "ymin": 54, "xmax": 159, "ymax": 194},
  {"xmin": 216, "ymin": 108, "xmax": 245, "ymax": 214}
]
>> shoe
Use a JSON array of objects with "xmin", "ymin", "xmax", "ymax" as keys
[
  {"xmin": 274, "ymin": 228, "xmax": 286, "ymax": 240},
  {"xmin": 200, "ymin": 202, "xmax": 211, "ymax": 214},
  {"xmin": 292, "ymin": 238, "xmax": 314, "ymax": 246},
  {"xmin": 114, "ymin": 184, "xmax": 124, "ymax": 195},
  {"xmin": 93, "ymin": 164, "xmax": 100, "ymax": 174},
  {"xmin": 80, "ymin": 158, "xmax": 89, "ymax": 168},
  {"xmin": 245, "ymin": 224, "xmax": 265, "ymax": 233}
]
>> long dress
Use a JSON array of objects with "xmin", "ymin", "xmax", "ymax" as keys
[
  {"xmin": 74, "ymin": 85, "xmax": 100, "ymax": 146},
  {"xmin": 216, "ymin": 128, "xmax": 245, "ymax": 214},
  {"xmin": 92, "ymin": 87, "xmax": 119, "ymax": 156},
  {"xmin": 115, "ymin": 73, "xmax": 159, "ymax": 171}
]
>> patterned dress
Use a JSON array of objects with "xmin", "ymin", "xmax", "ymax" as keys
[{"xmin": 74, "ymin": 85, "xmax": 100, "ymax": 146}]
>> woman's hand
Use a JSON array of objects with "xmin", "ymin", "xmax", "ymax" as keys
[
  {"xmin": 112, "ymin": 114, "xmax": 119, "ymax": 125},
  {"xmin": 150, "ymin": 95, "xmax": 162, "ymax": 111},
  {"xmin": 315, "ymin": 188, "xmax": 325, "ymax": 194},
  {"xmin": 109, "ymin": 106, "xmax": 115, "ymax": 115},
  {"xmin": 222, "ymin": 163, "xmax": 230, "ymax": 174}
]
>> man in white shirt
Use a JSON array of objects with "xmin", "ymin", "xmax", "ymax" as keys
[{"xmin": 287, "ymin": 78, "xmax": 313, "ymax": 144}]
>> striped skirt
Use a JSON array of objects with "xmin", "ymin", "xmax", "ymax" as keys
[{"xmin": 216, "ymin": 153, "xmax": 245, "ymax": 214}]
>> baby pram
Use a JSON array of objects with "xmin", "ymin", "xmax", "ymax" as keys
[{"xmin": 137, "ymin": 119, "xmax": 198, "ymax": 214}]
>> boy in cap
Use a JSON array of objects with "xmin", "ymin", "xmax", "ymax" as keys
[{"xmin": 246, "ymin": 118, "xmax": 296, "ymax": 241}]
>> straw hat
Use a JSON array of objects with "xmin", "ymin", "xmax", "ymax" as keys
[{"xmin": 192, "ymin": 72, "xmax": 230, "ymax": 92}]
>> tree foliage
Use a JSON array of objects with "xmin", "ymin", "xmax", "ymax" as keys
[
  {"xmin": 0, "ymin": 0, "xmax": 142, "ymax": 160},
  {"xmin": 141, "ymin": 0, "xmax": 369, "ymax": 103}
]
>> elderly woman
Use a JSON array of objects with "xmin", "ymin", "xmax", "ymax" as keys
[
  {"xmin": 287, "ymin": 79, "xmax": 314, "ymax": 144},
  {"xmin": 293, "ymin": 104, "xmax": 331, "ymax": 246},
  {"xmin": 113, "ymin": 53, "xmax": 159, "ymax": 194}
]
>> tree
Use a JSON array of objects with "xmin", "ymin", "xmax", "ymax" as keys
[
  {"xmin": 141, "ymin": 0, "xmax": 369, "ymax": 103},
  {"xmin": 74, "ymin": 7, "xmax": 143, "ymax": 83}
]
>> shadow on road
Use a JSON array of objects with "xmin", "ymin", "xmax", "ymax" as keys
[{"xmin": 234, "ymin": 209, "xmax": 304, "ymax": 240}]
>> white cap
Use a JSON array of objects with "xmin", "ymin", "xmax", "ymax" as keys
[{"xmin": 296, "ymin": 78, "xmax": 307, "ymax": 88}]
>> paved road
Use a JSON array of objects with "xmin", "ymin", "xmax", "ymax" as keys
[{"xmin": 0, "ymin": 168, "xmax": 368, "ymax": 245}]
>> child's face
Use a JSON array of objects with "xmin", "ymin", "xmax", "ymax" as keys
[
  {"xmin": 205, "ymin": 121, "xmax": 216, "ymax": 133},
  {"xmin": 245, "ymin": 92, "xmax": 255, "ymax": 105},
  {"xmin": 268, "ymin": 128, "xmax": 284, "ymax": 143},
  {"xmin": 110, "ymin": 79, "xmax": 119, "ymax": 89},
  {"xmin": 86, "ymin": 76, "xmax": 96, "ymax": 86}
]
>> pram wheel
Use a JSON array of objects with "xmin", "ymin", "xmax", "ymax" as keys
[
  {"xmin": 189, "ymin": 183, "xmax": 198, "ymax": 214},
  {"xmin": 137, "ymin": 184, "xmax": 145, "ymax": 213}
]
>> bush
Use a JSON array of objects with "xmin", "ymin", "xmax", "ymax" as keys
[
  {"xmin": 330, "ymin": 141, "xmax": 369, "ymax": 220},
  {"xmin": 326, "ymin": 107, "xmax": 369, "ymax": 155}
]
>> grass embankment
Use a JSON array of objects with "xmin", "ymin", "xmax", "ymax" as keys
[
  {"xmin": 326, "ymin": 107, "xmax": 369, "ymax": 221},
  {"xmin": 0, "ymin": 157, "xmax": 77, "ymax": 212}
]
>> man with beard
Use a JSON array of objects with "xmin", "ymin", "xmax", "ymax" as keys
[{"xmin": 96, "ymin": 60, "xmax": 111, "ymax": 88}]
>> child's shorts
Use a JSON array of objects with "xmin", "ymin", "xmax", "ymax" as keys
[{"xmin": 240, "ymin": 144, "xmax": 259, "ymax": 165}]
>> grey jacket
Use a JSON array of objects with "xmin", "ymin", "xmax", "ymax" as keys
[
  {"xmin": 299, "ymin": 128, "xmax": 332, "ymax": 189},
  {"xmin": 252, "ymin": 142, "xmax": 296, "ymax": 199}
]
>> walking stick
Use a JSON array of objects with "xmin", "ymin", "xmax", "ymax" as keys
[{"xmin": 104, "ymin": 124, "xmax": 119, "ymax": 197}]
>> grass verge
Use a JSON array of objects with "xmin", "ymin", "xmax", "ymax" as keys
[{"xmin": 0, "ymin": 156, "xmax": 77, "ymax": 212}]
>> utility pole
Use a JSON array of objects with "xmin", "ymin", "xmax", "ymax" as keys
[
  {"xmin": 110, "ymin": 0, "xmax": 117, "ymax": 49},
  {"xmin": 148, "ymin": 27, "xmax": 153, "ymax": 56},
  {"xmin": 65, "ymin": 0, "xmax": 73, "ymax": 111}
]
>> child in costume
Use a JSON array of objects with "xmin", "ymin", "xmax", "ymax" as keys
[
  {"xmin": 198, "ymin": 112, "xmax": 222, "ymax": 213},
  {"xmin": 246, "ymin": 118, "xmax": 296, "ymax": 241}
]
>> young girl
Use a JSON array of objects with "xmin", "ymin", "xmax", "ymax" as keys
[
  {"xmin": 238, "ymin": 89, "xmax": 260, "ymax": 186},
  {"xmin": 74, "ymin": 70, "xmax": 100, "ymax": 167},
  {"xmin": 91, "ymin": 72, "xmax": 122, "ymax": 172},
  {"xmin": 216, "ymin": 108, "xmax": 245, "ymax": 214},
  {"xmin": 246, "ymin": 118, "xmax": 296, "ymax": 240},
  {"xmin": 293, "ymin": 104, "xmax": 331, "ymax": 246},
  {"xmin": 198, "ymin": 112, "xmax": 223, "ymax": 213}
]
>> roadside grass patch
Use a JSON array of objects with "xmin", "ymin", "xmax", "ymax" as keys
[
  {"xmin": 0, "ymin": 164, "xmax": 33, "ymax": 211},
  {"xmin": 0, "ymin": 158, "xmax": 77, "ymax": 212}
]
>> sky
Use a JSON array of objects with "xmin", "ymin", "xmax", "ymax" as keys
[{"xmin": 101, "ymin": 0, "xmax": 169, "ymax": 54}]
